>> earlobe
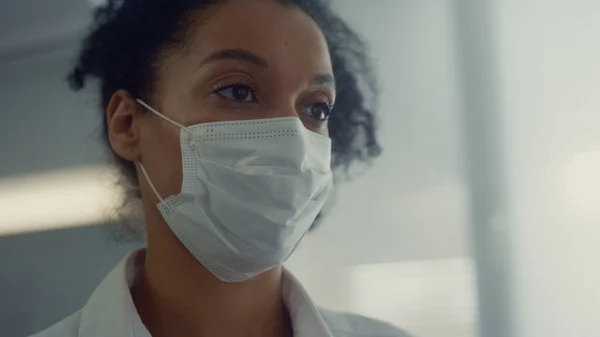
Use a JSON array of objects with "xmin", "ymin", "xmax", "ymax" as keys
[{"xmin": 106, "ymin": 90, "xmax": 143, "ymax": 162}]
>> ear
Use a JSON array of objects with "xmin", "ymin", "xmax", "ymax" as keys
[{"xmin": 106, "ymin": 90, "xmax": 144, "ymax": 162}]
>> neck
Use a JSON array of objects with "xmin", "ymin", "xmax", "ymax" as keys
[{"xmin": 132, "ymin": 218, "xmax": 292, "ymax": 337}]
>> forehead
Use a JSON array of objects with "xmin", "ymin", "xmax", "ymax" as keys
[{"xmin": 182, "ymin": 0, "xmax": 332, "ymax": 73}]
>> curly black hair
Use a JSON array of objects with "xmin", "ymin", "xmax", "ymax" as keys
[{"xmin": 68, "ymin": 0, "xmax": 381, "ymax": 235}]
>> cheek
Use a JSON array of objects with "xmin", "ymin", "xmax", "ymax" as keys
[
  {"xmin": 139, "ymin": 121, "xmax": 184, "ymax": 199},
  {"xmin": 302, "ymin": 118, "xmax": 330, "ymax": 136}
]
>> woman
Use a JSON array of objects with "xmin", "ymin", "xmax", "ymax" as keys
[{"xmin": 32, "ymin": 0, "xmax": 408, "ymax": 336}]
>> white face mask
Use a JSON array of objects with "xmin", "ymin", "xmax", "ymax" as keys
[{"xmin": 136, "ymin": 99, "xmax": 334, "ymax": 283}]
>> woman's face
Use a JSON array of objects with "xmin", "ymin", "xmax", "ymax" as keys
[{"xmin": 135, "ymin": 0, "xmax": 334, "ymax": 204}]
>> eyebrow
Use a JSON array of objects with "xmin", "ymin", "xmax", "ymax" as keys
[
  {"xmin": 199, "ymin": 48, "xmax": 335, "ymax": 88},
  {"xmin": 199, "ymin": 49, "xmax": 270, "ymax": 68},
  {"xmin": 311, "ymin": 73, "xmax": 336, "ymax": 89}
]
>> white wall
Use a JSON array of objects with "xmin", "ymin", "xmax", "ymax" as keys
[
  {"xmin": 489, "ymin": 1, "xmax": 600, "ymax": 336},
  {"xmin": 0, "ymin": 47, "xmax": 106, "ymax": 178}
]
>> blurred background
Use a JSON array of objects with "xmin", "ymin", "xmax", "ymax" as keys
[{"xmin": 0, "ymin": 0, "xmax": 598, "ymax": 336}]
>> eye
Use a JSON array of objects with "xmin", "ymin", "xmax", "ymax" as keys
[
  {"xmin": 301, "ymin": 102, "xmax": 332, "ymax": 121},
  {"xmin": 215, "ymin": 84, "xmax": 256, "ymax": 103}
]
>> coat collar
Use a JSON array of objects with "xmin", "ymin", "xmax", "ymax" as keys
[{"xmin": 78, "ymin": 249, "xmax": 333, "ymax": 337}]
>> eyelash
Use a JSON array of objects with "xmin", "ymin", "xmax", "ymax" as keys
[
  {"xmin": 213, "ymin": 81, "xmax": 259, "ymax": 103},
  {"xmin": 212, "ymin": 82, "xmax": 334, "ymax": 121},
  {"xmin": 302, "ymin": 101, "xmax": 333, "ymax": 121}
]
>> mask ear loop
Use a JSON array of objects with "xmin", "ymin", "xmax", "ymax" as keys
[
  {"xmin": 135, "ymin": 99, "xmax": 196, "ymax": 212},
  {"xmin": 138, "ymin": 161, "xmax": 171, "ymax": 212},
  {"xmin": 135, "ymin": 99, "xmax": 213, "ymax": 208},
  {"xmin": 136, "ymin": 98, "xmax": 198, "ymax": 141},
  {"xmin": 137, "ymin": 95, "xmax": 211, "ymax": 163}
]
